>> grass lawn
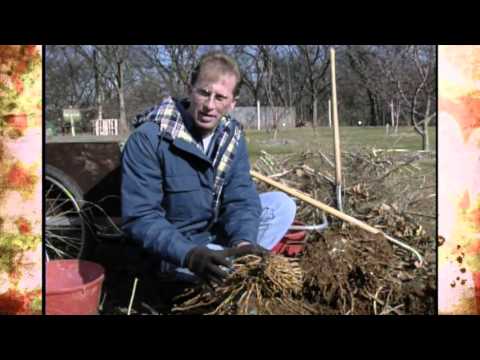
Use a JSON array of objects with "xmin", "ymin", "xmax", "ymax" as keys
[{"xmin": 246, "ymin": 126, "xmax": 436, "ymax": 164}]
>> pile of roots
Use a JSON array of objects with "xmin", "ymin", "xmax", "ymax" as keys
[{"xmin": 173, "ymin": 254, "xmax": 316, "ymax": 315}]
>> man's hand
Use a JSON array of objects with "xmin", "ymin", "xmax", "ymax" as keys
[
  {"xmin": 228, "ymin": 242, "xmax": 269, "ymax": 257},
  {"xmin": 185, "ymin": 247, "xmax": 232, "ymax": 285},
  {"xmin": 185, "ymin": 243, "xmax": 269, "ymax": 285}
]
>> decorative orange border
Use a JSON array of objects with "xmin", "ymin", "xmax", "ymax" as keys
[{"xmin": 0, "ymin": 45, "xmax": 42, "ymax": 315}]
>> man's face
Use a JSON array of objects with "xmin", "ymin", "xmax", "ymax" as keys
[{"xmin": 188, "ymin": 72, "xmax": 237, "ymax": 136}]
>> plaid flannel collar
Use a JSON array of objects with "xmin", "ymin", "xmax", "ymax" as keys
[{"xmin": 133, "ymin": 96, "xmax": 232, "ymax": 152}]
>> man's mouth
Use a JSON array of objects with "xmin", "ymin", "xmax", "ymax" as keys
[{"xmin": 198, "ymin": 112, "xmax": 216, "ymax": 122}]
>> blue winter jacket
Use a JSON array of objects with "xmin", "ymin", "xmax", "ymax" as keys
[{"xmin": 121, "ymin": 98, "xmax": 262, "ymax": 268}]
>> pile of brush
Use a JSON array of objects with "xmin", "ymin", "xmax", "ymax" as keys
[
  {"xmin": 253, "ymin": 149, "xmax": 435, "ymax": 259},
  {"xmin": 251, "ymin": 150, "xmax": 436, "ymax": 315}
]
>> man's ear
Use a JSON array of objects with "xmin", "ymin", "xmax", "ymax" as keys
[{"xmin": 229, "ymin": 98, "xmax": 237, "ymax": 112}]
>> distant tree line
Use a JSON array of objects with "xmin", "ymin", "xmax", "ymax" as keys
[{"xmin": 45, "ymin": 45, "xmax": 436, "ymax": 138}]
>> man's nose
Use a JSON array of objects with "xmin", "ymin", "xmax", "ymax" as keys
[{"xmin": 204, "ymin": 94, "xmax": 216, "ymax": 110}]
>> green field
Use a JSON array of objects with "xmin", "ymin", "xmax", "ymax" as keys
[{"xmin": 246, "ymin": 126, "xmax": 436, "ymax": 164}]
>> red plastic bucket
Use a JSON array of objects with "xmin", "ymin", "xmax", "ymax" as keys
[
  {"xmin": 474, "ymin": 272, "xmax": 480, "ymax": 314},
  {"xmin": 272, "ymin": 220, "xmax": 307, "ymax": 256},
  {"xmin": 46, "ymin": 260, "xmax": 105, "ymax": 315}
]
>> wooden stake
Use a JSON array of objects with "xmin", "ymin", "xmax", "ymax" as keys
[
  {"xmin": 330, "ymin": 47, "xmax": 343, "ymax": 211},
  {"xmin": 328, "ymin": 98, "xmax": 332, "ymax": 128},
  {"xmin": 331, "ymin": 48, "xmax": 341, "ymax": 184}
]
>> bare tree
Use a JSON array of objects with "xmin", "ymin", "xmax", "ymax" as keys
[
  {"xmin": 44, "ymin": 45, "xmax": 436, "ymax": 139},
  {"xmin": 73, "ymin": 45, "xmax": 134, "ymax": 135},
  {"xmin": 296, "ymin": 45, "xmax": 330, "ymax": 130},
  {"xmin": 93, "ymin": 45, "xmax": 131, "ymax": 135},
  {"xmin": 236, "ymin": 45, "xmax": 266, "ymax": 106},
  {"xmin": 345, "ymin": 45, "xmax": 390, "ymax": 126},
  {"xmin": 93, "ymin": 48, "xmax": 104, "ymax": 121},
  {"xmin": 138, "ymin": 45, "xmax": 202, "ymax": 98},
  {"xmin": 385, "ymin": 45, "xmax": 436, "ymax": 150},
  {"xmin": 45, "ymin": 45, "xmax": 96, "ymax": 133},
  {"xmin": 257, "ymin": 45, "xmax": 279, "ymax": 137}
]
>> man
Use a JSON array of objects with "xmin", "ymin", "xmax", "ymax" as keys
[{"xmin": 122, "ymin": 52, "xmax": 296, "ymax": 285}]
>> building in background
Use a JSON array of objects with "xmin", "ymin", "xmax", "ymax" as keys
[{"xmin": 231, "ymin": 106, "xmax": 296, "ymax": 130}]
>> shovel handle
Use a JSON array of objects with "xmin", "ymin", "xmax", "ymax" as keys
[{"xmin": 250, "ymin": 170, "xmax": 380, "ymax": 235}]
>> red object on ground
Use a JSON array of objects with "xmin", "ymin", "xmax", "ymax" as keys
[
  {"xmin": 474, "ymin": 272, "xmax": 480, "ymax": 314},
  {"xmin": 46, "ymin": 260, "xmax": 105, "ymax": 315},
  {"xmin": 271, "ymin": 220, "xmax": 307, "ymax": 257}
]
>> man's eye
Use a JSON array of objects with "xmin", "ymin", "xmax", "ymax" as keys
[
  {"xmin": 216, "ymin": 96, "xmax": 226, "ymax": 102},
  {"xmin": 198, "ymin": 89, "xmax": 210, "ymax": 96}
]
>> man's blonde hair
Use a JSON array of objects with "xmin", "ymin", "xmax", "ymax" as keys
[{"xmin": 191, "ymin": 52, "xmax": 242, "ymax": 97}]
